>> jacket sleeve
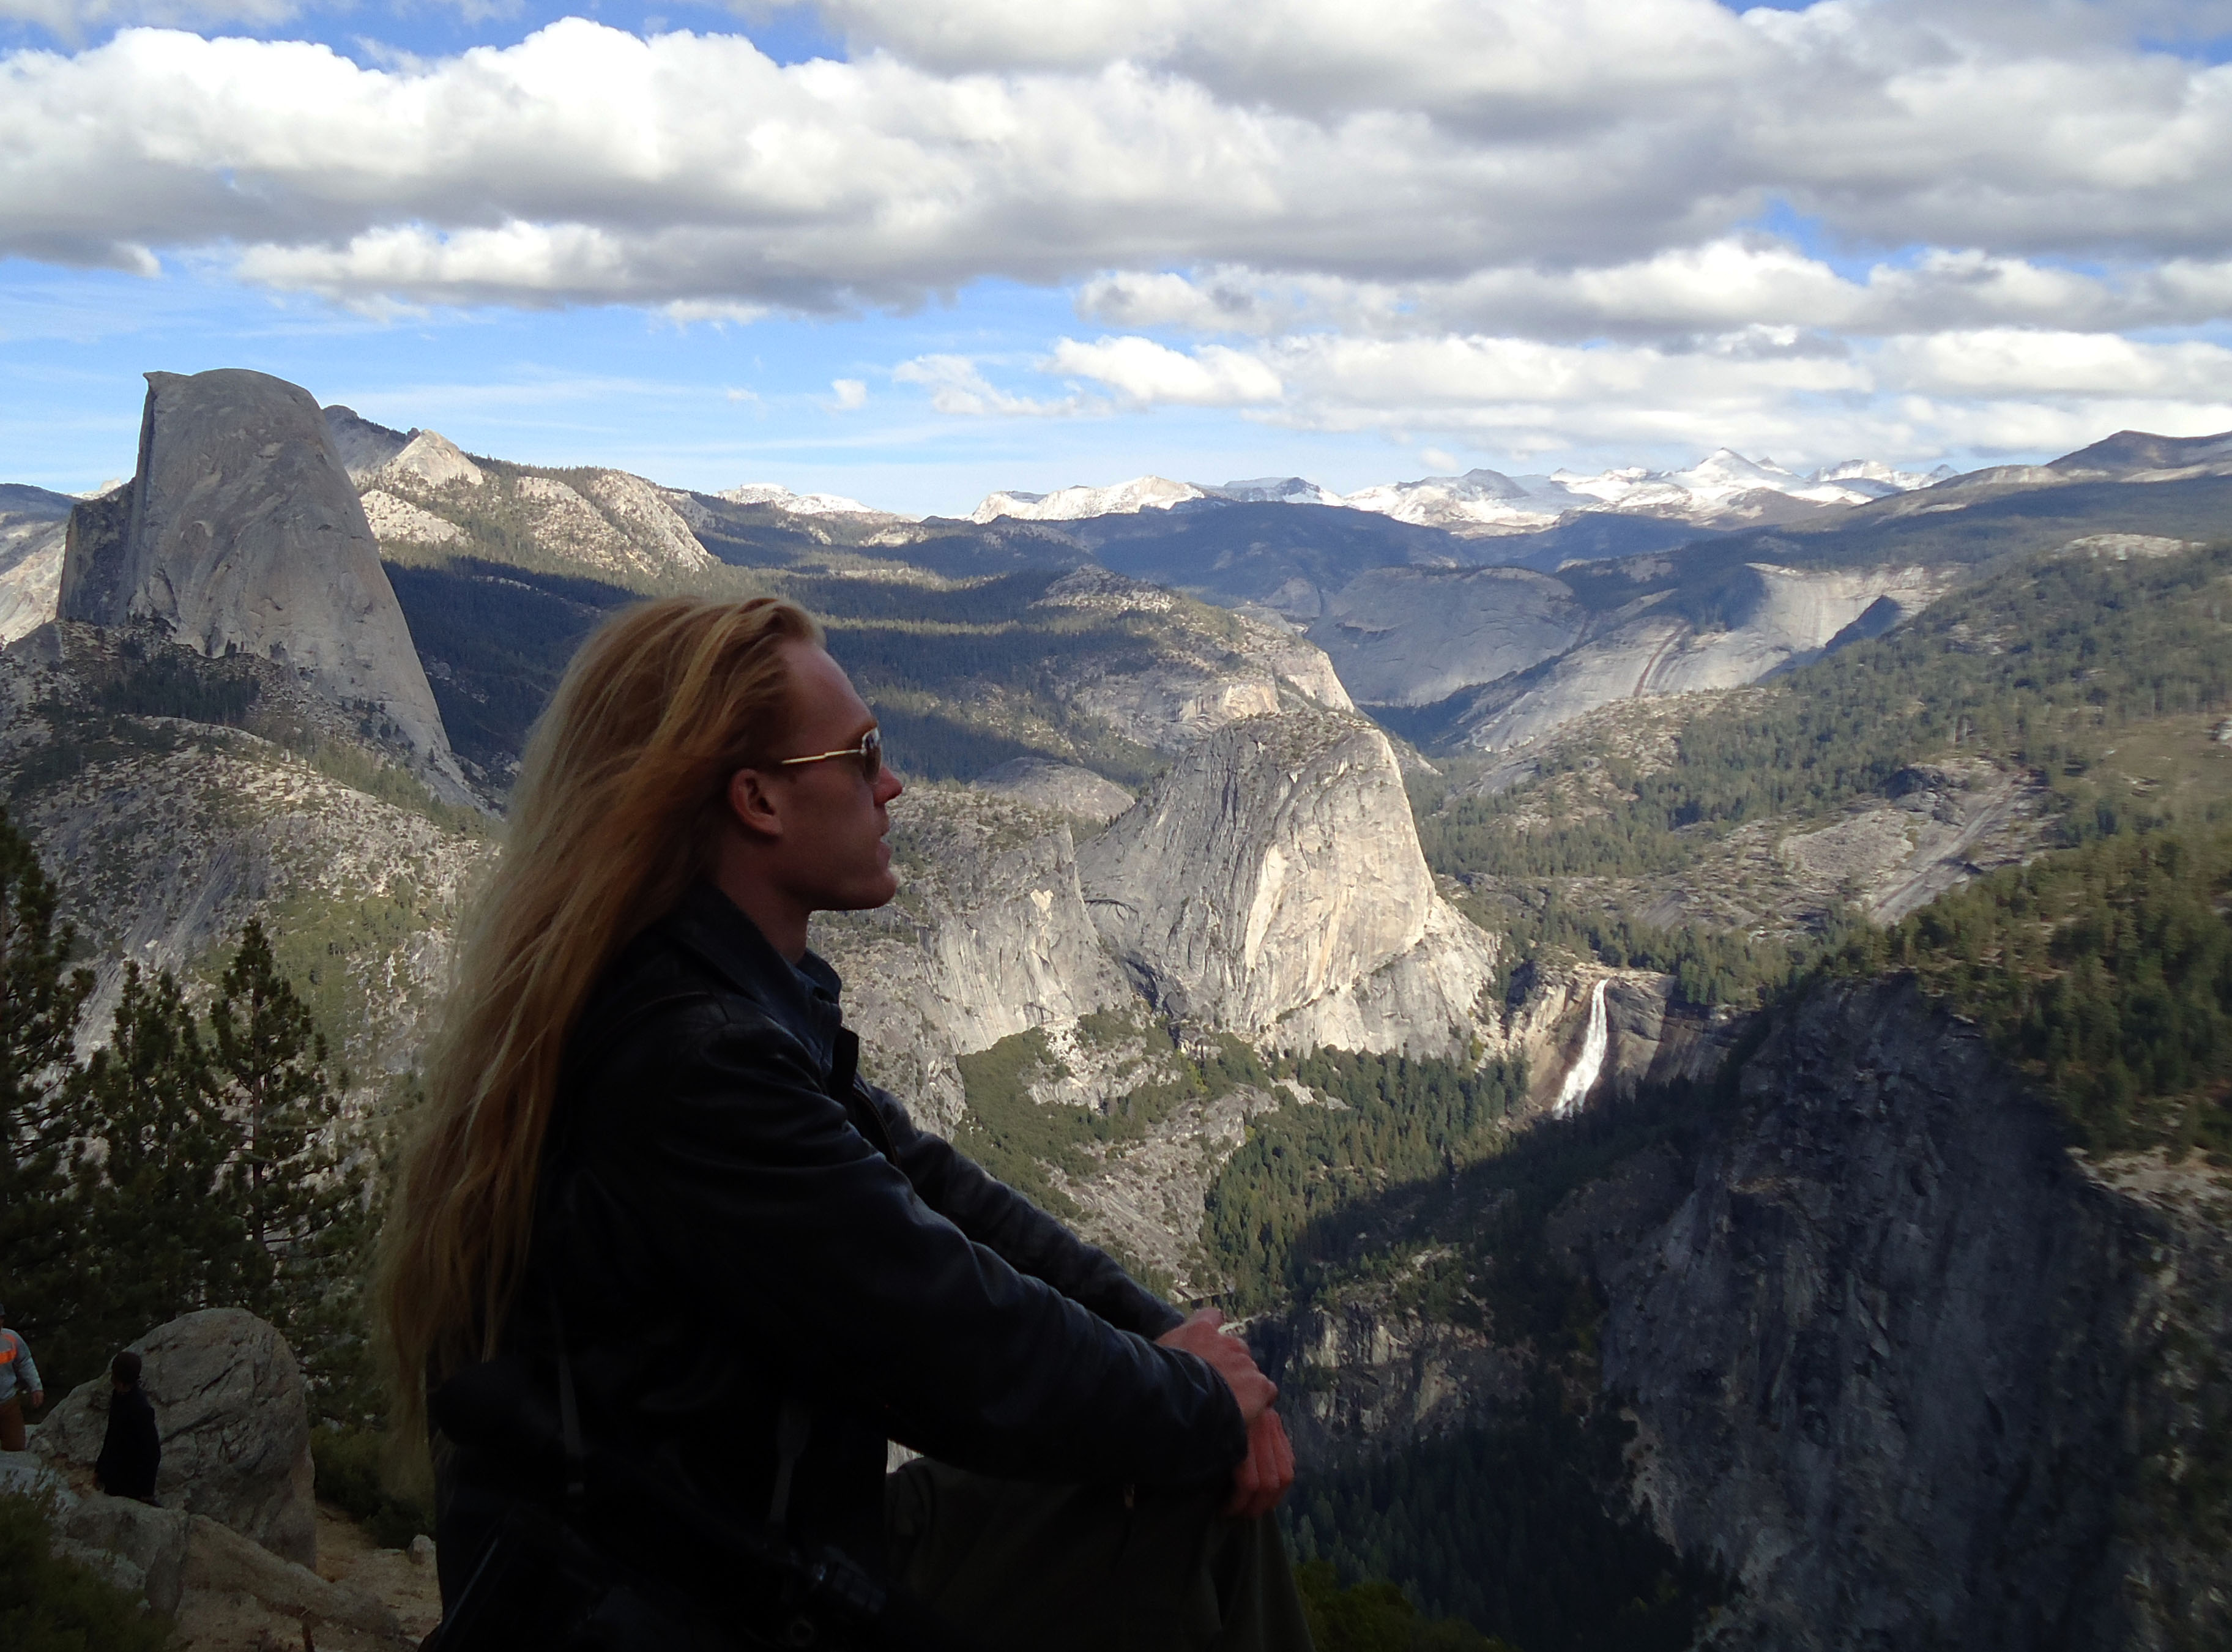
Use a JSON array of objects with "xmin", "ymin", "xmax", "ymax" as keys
[
  {"xmin": 861, "ymin": 1081, "xmax": 1185, "ymax": 1341},
  {"xmin": 582, "ymin": 1000, "xmax": 1243, "ymax": 1487},
  {"xmin": 6, "ymin": 1332, "xmax": 39, "ymax": 1396}
]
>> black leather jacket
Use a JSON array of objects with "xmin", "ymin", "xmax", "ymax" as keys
[{"xmin": 436, "ymin": 882, "xmax": 1244, "ymax": 1607}]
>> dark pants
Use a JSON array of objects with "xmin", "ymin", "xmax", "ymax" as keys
[
  {"xmin": 0, "ymin": 1397, "xmax": 23, "ymax": 1453},
  {"xmin": 885, "ymin": 1462, "xmax": 1315, "ymax": 1652}
]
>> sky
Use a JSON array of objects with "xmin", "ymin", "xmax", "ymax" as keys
[{"xmin": 4, "ymin": 0, "xmax": 2232, "ymax": 515}]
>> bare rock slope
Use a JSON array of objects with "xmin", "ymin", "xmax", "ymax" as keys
[
  {"xmin": 58, "ymin": 370, "xmax": 461, "ymax": 791},
  {"xmin": 1564, "ymin": 979, "xmax": 2232, "ymax": 1650},
  {"xmin": 1080, "ymin": 710, "xmax": 1496, "ymax": 1053}
]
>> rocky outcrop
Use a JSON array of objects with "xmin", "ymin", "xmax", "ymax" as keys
[
  {"xmin": 1456, "ymin": 562, "xmax": 1955, "ymax": 751},
  {"xmin": 373, "ymin": 430, "xmax": 484, "ymax": 491},
  {"xmin": 359, "ymin": 488, "xmax": 466, "ymax": 547},
  {"xmin": 1254, "ymin": 1295, "xmax": 1529, "ymax": 1468},
  {"xmin": 58, "ymin": 370, "xmax": 459, "ymax": 787},
  {"xmin": 1035, "ymin": 568, "xmax": 1354, "ymax": 752},
  {"xmin": 0, "ymin": 483, "xmax": 72, "ymax": 644},
  {"xmin": 970, "ymin": 756, "xmax": 1136, "ymax": 822},
  {"xmin": 1079, "ymin": 711, "xmax": 1496, "ymax": 1052},
  {"xmin": 811, "ymin": 787, "xmax": 1135, "ymax": 1129},
  {"xmin": 36, "ymin": 1309, "xmax": 317, "ymax": 1568},
  {"xmin": 0, "ymin": 622, "xmax": 489, "ymax": 1074},
  {"xmin": 1309, "ymin": 565, "xmax": 1585, "ymax": 708},
  {"xmin": 322, "ymin": 406, "xmax": 413, "ymax": 480},
  {"xmin": 1565, "ymin": 979, "xmax": 2232, "ymax": 1651}
]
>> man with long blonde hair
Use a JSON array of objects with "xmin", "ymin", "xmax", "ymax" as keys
[{"xmin": 384, "ymin": 597, "xmax": 1309, "ymax": 1650}]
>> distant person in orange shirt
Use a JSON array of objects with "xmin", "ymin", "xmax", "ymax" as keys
[{"xmin": 0, "ymin": 1303, "xmax": 45, "ymax": 1452}]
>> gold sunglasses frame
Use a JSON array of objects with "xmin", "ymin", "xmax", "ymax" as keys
[{"xmin": 773, "ymin": 726, "xmax": 883, "ymax": 782}]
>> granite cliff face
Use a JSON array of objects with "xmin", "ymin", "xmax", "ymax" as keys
[
  {"xmin": 1453, "ymin": 562, "xmax": 1952, "ymax": 751},
  {"xmin": 0, "ymin": 482, "xmax": 74, "ymax": 644},
  {"xmin": 58, "ymin": 370, "xmax": 462, "ymax": 792},
  {"xmin": 1079, "ymin": 710, "xmax": 1496, "ymax": 1053},
  {"xmin": 810, "ymin": 787, "xmax": 1134, "ymax": 1129},
  {"xmin": 1552, "ymin": 979, "xmax": 2231, "ymax": 1650}
]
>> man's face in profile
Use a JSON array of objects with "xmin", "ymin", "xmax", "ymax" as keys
[{"xmin": 766, "ymin": 641, "xmax": 905, "ymax": 914}]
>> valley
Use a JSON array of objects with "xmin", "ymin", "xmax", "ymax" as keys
[{"xmin": 1, "ymin": 366, "xmax": 2227, "ymax": 1651}]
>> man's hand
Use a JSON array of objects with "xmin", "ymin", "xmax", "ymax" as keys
[
  {"xmin": 29, "ymin": 1391, "xmax": 40, "ymax": 1410},
  {"xmin": 1224, "ymin": 1407, "xmax": 1295, "ymax": 1520},
  {"xmin": 1157, "ymin": 1309, "xmax": 1276, "ymax": 1426},
  {"xmin": 1156, "ymin": 1309, "xmax": 1293, "ymax": 1518}
]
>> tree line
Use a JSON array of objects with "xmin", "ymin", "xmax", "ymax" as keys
[
  {"xmin": 1832, "ymin": 817, "xmax": 2232, "ymax": 1156},
  {"xmin": 0, "ymin": 809, "xmax": 370, "ymax": 1416},
  {"xmin": 1421, "ymin": 541, "xmax": 2232, "ymax": 886}
]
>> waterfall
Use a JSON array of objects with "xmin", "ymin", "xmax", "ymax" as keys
[{"xmin": 1554, "ymin": 978, "xmax": 1609, "ymax": 1117}]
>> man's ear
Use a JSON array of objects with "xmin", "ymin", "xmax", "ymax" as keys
[{"xmin": 725, "ymin": 767, "xmax": 785, "ymax": 840}]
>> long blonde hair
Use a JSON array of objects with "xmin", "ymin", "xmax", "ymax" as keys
[{"xmin": 379, "ymin": 595, "xmax": 822, "ymax": 1440}]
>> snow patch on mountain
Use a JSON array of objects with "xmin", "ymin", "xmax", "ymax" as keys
[
  {"xmin": 718, "ymin": 482, "xmax": 904, "ymax": 519},
  {"xmin": 970, "ymin": 475, "xmax": 1208, "ymax": 523}
]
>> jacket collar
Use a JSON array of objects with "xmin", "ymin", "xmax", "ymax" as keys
[{"xmin": 658, "ymin": 880, "xmax": 846, "ymax": 1076}]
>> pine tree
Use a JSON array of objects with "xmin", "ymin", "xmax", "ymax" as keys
[
  {"xmin": 0, "ymin": 807, "xmax": 93, "ymax": 1364},
  {"xmin": 208, "ymin": 919, "xmax": 370, "ymax": 1419},
  {"xmin": 72, "ymin": 964, "xmax": 252, "ymax": 1353}
]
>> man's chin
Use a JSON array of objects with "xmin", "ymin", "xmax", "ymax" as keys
[{"xmin": 827, "ymin": 873, "xmax": 900, "ymax": 913}]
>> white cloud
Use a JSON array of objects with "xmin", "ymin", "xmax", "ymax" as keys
[
  {"xmin": 891, "ymin": 354, "xmax": 1081, "ymax": 417},
  {"xmin": 1077, "ymin": 245, "xmax": 2232, "ymax": 344},
  {"xmin": 0, "ymin": 0, "xmax": 296, "ymax": 38},
  {"xmin": 1044, "ymin": 336, "xmax": 1282, "ymax": 406},
  {"xmin": 830, "ymin": 376, "xmax": 867, "ymax": 408},
  {"xmin": 7, "ymin": 7, "xmax": 2232, "ymax": 308},
  {"xmin": 9, "ymin": 1, "xmax": 2232, "ymax": 468},
  {"xmin": 1002, "ymin": 325, "xmax": 2232, "ymax": 468}
]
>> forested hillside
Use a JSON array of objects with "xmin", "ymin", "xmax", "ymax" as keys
[{"xmin": 1413, "ymin": 540, "xmax": 2232, "ymax": 1005}]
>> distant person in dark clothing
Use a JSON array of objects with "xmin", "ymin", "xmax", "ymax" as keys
[
  {"xmin": 0, "ymin": 1302, "xmax": 44, "ymax": 1452},
  {"xmin": 94, "ymin": 1350, "xmax": 162, "ymax": 1503}
]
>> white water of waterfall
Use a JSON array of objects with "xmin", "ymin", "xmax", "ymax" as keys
[{"xmin": 1554, "ymin": 978, "xmax": 1609, "ymax": 1117}]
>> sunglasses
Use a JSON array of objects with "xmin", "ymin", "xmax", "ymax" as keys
[{"xmin": 775, "ymin": 726, "xmax": 883, "ymax": 783}]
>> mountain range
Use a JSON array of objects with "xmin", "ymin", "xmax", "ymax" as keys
[
  {"xmin": 960, "ymin": 448, "xmax": 1960, "ymax": 537},
  {"xmin": 1, "ymin": 368, "xmax": 2226, "ymax": 1651}
]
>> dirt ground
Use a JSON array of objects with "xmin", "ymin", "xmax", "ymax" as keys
[{"xmin": 166, "ymin": 1503, "xmax": 440, "ymax": 1651}]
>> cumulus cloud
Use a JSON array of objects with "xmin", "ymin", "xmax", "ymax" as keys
[
  {"xmin": 0, "ymin": 0, "xmax": 296, "ymax": 37},
  {"xmin": 1044, "ymin": 337, "xmax": 1282, "ymax": 406},
  {"xmin": 7, "ymin": 6, "xmax": 2232, "ymax": 306},
  {"xmin": 830, "ymin": 376, "xmax": 868, "ymax": 408},
  {"xmin": 8, "ymin": 0, "xmax": 2232, "ymax": 461},
  {"xmin": 891, "ymin": 354, "xmax": 1082, "ymax": 417},
  {"xmin": 989, "ymin": 325, "xmax": 2232, "ymax": 468}
]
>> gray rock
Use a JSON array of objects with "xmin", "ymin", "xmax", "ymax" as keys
[
  {"xmin": 322, "ymin": 404, "xmax": 413, "ymax": 480},
  {"xmin": 1456, "ymin": 562, "xmax": 1954, "ymax": 752},
  {"xmin": 373, "ymin": 430, "xmax": 484, "ymax": 490},
  {"xmin": 1584, "ymin": 978, "xmax": 2232, "ymax": 1650},
  {"xmin": 35, "ymin": 1308, "xmax": 316, "ymax": 1566},
  {"xmin": 970, "ymin": 757, "xmax": 1136, "ymax": 824},
  {"xmin": 1078, "ymin": 710, "xmax": 1496, "ymax": 1051},
  {"xmin": 59, "ymin": 1495, "xmax": 190, "ymax": 1613},
  {"xmin": 57, "ymin": 369, "xmax": 460, "ymax": 789},
  {"xmin": 180, "ymin": 1511, "xmax": 402, "ymax": 1638},
  {"xmin": 1308, "ymin": 564, "xmax": 1584, "ymax": 707},
  {"xmin": 811, "ymin": 787, "xmax": 1134, "ymax": 1129}
]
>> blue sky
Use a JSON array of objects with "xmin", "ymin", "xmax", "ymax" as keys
[{"xmin": 4, "ymin": 0, "xmax": 2231, "ymax": 513}]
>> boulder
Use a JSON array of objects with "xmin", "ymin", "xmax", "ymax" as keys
[
  {"xmin": 59, "ymin": 1494, "xmax": 190, "ymax": 1613},
  {"xmin": 57, "ymin": 368, "xmax": 461, "ymax": 789},
  {"xmin": 35, "ymin": 1308, "xmax": 316, "ymax": 1566},
  {"xmin": 181, "ymin": 1511, "xmax": 401, "ymax": 1639}
]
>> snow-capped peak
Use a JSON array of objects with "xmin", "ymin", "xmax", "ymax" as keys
[
  {"xmin": 1210, "ymin": 477, "xmax": 1343, "ymax": 507},
  {"xmin": 969, "ymin": 475, "xmax": 1207, "ymax": 523},
  {"xmin": 719, "ymin": 482, "xmax": 889, "ymax": 518}
]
